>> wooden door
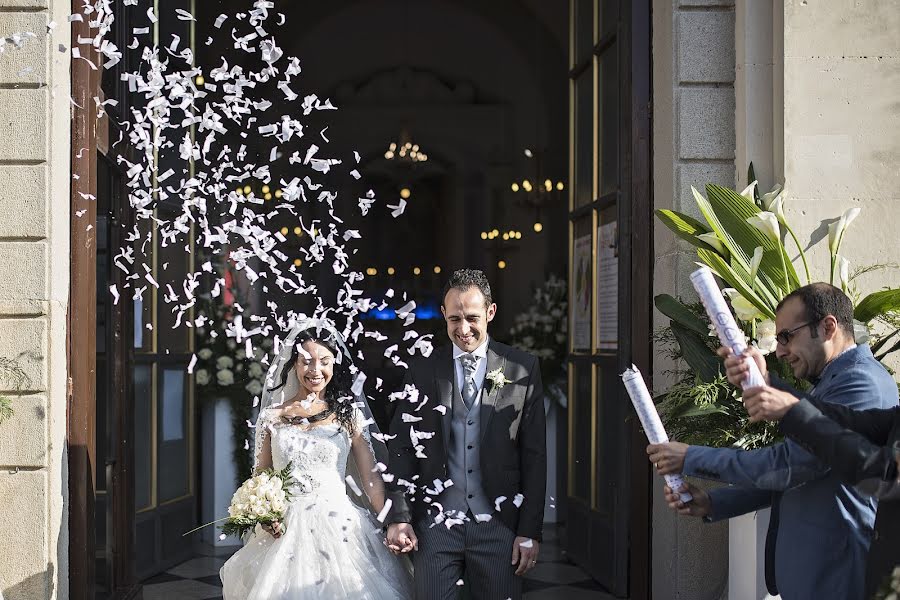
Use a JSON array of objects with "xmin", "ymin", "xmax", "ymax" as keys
[{"xmin": 566, "ymin": 1, "xmax": 653, "ymax": 597}]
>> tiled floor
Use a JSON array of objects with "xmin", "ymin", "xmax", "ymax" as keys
[{"xmin": 142, "ymin": 526, "xmax": 614, "ymax": 599}]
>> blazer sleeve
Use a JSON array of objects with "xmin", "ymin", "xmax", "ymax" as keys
[
  {"xmin": 516, "ymin": 355, "xmax": 547, "ymax": 542},
  {"xmin": 683, "ymin": 439, "xmax": 829, "ymax": 491},
  {"xmin": 385, "ymin": 366, "xmax": 419, "ymax": 525},
  {"xmin": 780, "ymin": 399, "xmax": 900, "ymax": 485},
  {"xmin": 706, "ymin": 487, "xmax": 772, "ymax": 522}
]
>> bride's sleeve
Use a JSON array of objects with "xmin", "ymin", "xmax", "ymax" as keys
[
  {"xmin": 252, "ymin": 408, "xmax": 275, "ymax": 473},
  {"xmin": 350, "ymin": 409, "xmax": 387, "ymax": 514}
]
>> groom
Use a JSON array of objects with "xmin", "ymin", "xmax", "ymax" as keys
[{"xmin": 386, "ymin": 269, "xmax": 547, "ymax": 600}]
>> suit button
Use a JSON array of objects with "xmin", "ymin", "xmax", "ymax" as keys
[
  {"xmin": 467, "ymin": 445, "xmax": 473, "ymax": 450},
  {"xmin": 468, "ymin": 469, "xmax": 473, "ymax": 474},
  {"xmin": 468, "ymin": 494, "xmax": 474, "ymax": 499},
  {"xmin": 468, "ymin": 420, "xmax": 474, "ymax": 425}
]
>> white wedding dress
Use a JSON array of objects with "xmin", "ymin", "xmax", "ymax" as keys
[{"xmin": 220, "ymin": 408, "xmax": 412, "ymax": 599}]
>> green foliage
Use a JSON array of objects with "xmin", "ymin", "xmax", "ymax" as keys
[
  {"xmin": 653, "ymin": 299, "xmax": 784, "ymax": 449},
  {"xmin": 0, "ymin": 357, "xmax": 29, "ymax": 426},
  {"xmin": 653, "ymin": 170, "xmax": 900, "ymax": 449}
]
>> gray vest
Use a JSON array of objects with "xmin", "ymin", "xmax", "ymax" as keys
[{"xmin": 438, "ymin": 368, "xmax": 492, "ymax": 517}]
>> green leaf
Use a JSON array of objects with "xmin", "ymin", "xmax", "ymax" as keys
[
  {"xmin": 670, "ymin": 322, "xmax": 720, "ymax": 382},
  {"xmin": 655, "ymin": 294, "xmax": 709, "ymax": 336},
  {"xmin": 875, "ymin": 336, "xmax": 900, "ymax": 361},
  {"xmin": 854, "ymin": 289, "xmax": 900, "ymax": 323},
  {"xmin": 655, "ymin": 209, "xmax": 721, "ymax": 252},
  {"xmin": 697, "ymin": 248, "xmax": 777, "ymax": 320},
  {"xmin": 677, "ymin": 402, "xmax": 730, "ymax": 418},
  {"xmin": 705, "ymin": 184, "xmax": 800, "ymax": 294}
]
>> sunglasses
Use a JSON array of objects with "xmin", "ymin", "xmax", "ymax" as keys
[{"xmin": 775, "ymin": 319, "xmax": 820, "ymax": 345}]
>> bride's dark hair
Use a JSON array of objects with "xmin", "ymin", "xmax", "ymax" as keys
[{"xmin": 269, "ymin": 328, "xmax": 356, "ymax": 434}]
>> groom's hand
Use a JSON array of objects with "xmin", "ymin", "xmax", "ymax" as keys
[
  {"xmin": 512, "ymin": 536, "xmax": 539, "ymax": 576},
  {"xmin": 385, "ymin": 522, "xmax": 418, "ymax": 555}
]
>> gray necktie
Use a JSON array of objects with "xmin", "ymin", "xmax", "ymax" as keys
[{"xmin": 459, "ymin": 354, "xmax": 478, "ymax": 409}]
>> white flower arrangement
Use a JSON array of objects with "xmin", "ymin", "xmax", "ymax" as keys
[
  {"xmin": 187, "ymin": 463, "xmax": 296, "ymax": 539},
  {"xmin": 486, "ymin": 367, "xmax": 512, "ymax": 394}
]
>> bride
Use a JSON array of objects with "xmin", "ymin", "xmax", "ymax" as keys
[{"xmin": 220, "ymin": 321, "xmax": 413, "ymax": 599}]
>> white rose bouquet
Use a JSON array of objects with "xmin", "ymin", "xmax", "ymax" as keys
[
  {"xmin": 221, "ymin": 463, "xmax": 296, "ymax": 539},
  {"xmin": 184, "ymin": 462, "xmax": 296, "ymax": 540}
]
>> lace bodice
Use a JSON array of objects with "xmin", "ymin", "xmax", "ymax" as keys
[
  {"xmin": 270, "ymin": 421, "xmax": 351, "ymax": 498},
  {"xmin": 252, "ymin": 406, "xmax": 385, "ymax": 509}
]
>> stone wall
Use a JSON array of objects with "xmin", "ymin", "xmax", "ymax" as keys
[
  {"xmin": 782, "ymin": 0, "xmax": 900, "ymax": 306},
  {"xmin": 0, "ymin": 0, "xmax": 70, "ymax": 598},
  {"xmin": 651, "ymin": 0, "xmax": 735, "ymax": 598}
]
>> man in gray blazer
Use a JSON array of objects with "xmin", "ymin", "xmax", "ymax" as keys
[
  {"xmin": 385, "ymin": 269, "xmax": 547, "ymax": 600},
  {"xmin": 649, "ymin": 283, "xmax": 898, "ymax": 600}
]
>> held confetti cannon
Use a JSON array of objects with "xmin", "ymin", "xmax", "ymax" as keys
[
  {"xmin": 621, "ymin": 365, "xmax": 693, "ymax": 503},
  {"xmin": 689, "ymin": 267, "xmax": 766, "ymax": 389}
]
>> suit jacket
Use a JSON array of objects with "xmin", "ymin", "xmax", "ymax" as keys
[
  {"xmin": 780, "ymin": 398, "xmax": 900, "ymax": 597},
  {"xmin": 683, "ymin": 344, "xmax": 898, "ymax": 600},
  {"xmin": 386, "ymin": 339, "xmax": 547, "ymax": 541}
]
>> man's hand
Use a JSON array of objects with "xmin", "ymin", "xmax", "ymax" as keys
[
  {"xmin": 647, "ymin": 441, "xmax": 689, "ymax": 475},
  {"xmin": 663, "ymin": 482, "xmax": 711, "ymax": 518},
  {"xmin": 718, "ymin": 346, "xmax": 769, "ymax": 387},
  {"xmin": 742, "ymin": 385, "xmax": 799, "ymax": 422},
  {"xmin": 385, "ymin": 522, "xmax": 418, "ymax": 555},
  {"xmin": 511, "ymin": 536, "xmax": 540, "ymax": 576}
]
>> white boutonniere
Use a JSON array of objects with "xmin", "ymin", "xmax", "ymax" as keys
[{"xmin": 486, "ymin": 367, "xmax": 512, "ymax": 394}]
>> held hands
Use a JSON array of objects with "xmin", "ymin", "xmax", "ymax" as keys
[
  {"xmin": 718, "ymin": 346, "xmax": 769, "ymax": 388},
  {"xmin": 742, "ymin": 385, "xmax": 800, "ymax": 423},
  {"xmin": 384, "ymin": 522, "xmax": 418, "ymax": 555},
  {"xmin": 663, "ymin": 483, "xmax": 710, "ymax": 518},
  {"xmin": 647, "ymin": 441, "xmax": 689, "ymax": 475},
  {"xmin": 512, "ymin": 536, "xmax": 540, "ymax": 576}
]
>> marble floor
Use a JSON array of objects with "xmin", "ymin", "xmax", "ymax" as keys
[{"xmin": 141, "ymin": 525, "xmax": 614, "ymax": 600}]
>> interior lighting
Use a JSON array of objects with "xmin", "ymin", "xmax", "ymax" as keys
[
  {"xmin": 480, "ymin": 232, "xmax": 488, "ymax": 240},
  {"xmin": 387, "ymin": 267, "xmax": 396, "ymax": 275},
  {"xmin": 280, "ymin": 227, "xmax": 289, "ymax": 236},
  {"xmin": 413, "ymin": 267, "xmax": 421, "ymax": 276},
  {"xmin": 195, "ymin": 75, "xmax": 205, "ymax": 86},
  {"xmin": 275, "ymin": 189, "xmax": 283, "ymax": 198},
  {"xmin": 498, "ymin": 260, "xmax": 507, "ymax": 269},
  {"xmin": 533, "ymin": 222, "xmax": 543, "ymax": 233},
  {"xmin": 433, "ymin": 266, "xmax": 441, "ymax": 274},
  {"xmin": 556, "ymin": 181, "xmax": 565, "ymax": 191},
  {"xmin": 293, "ymin": 227, "xmax": 303, "ymax": 236},
  {"xmin": 262, "ymin": 185, "xmax": 270, "ymax": 194},
  {"xmin": 400, "ymin": 188, "xmax": 411, "ymax": 199},
  {"xmin": 293, "ymin": 259, "xmax": 302, "ymax": 267},
  {"xmin": 502, "ymin": 233, "xmax": 510, "ymax": 241},
  {"xmin": 243, "ymin": 185, "xmax": 251, "ymax": 195}
]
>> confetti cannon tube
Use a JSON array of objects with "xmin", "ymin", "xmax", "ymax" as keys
[
  {"xmin": 621, "ymin": 365, "xmax": 693, "ymax": 503},
  {"xmin": 689, "ymin": 267, "xmax": 766, "ymax": 389}
]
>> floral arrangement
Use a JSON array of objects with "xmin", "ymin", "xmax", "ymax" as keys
[
  {"xmin": 505, "ymin": 275, "xmax": 568, "ymax": 406},
  {"xmin": 221, "ymin": 463, "xmax": 295, "ymax": 538},
  {"xmin": 654, "ymin": 166, "xmax": 900, "ymax": 449},
  {"xmin": 194, "ymin": 295, "xmax": 271, "ymax": 401},
  {"xmin": 195, "ymin": 292, "xmax": 273, "ymax": 482}
]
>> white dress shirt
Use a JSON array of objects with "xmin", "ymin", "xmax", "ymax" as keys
[{"xmin": 452, "ymin": 336, "xmax": 489, "ymax": 397}]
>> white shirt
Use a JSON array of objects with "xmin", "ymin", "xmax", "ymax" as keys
[{"xmin": 452, "ymin": 336, "xmax": 489, "ymax": 396}]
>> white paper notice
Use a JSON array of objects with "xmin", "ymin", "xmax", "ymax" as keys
[
  {"xmin": 621, "ymin": 365, "xmax": 693, "ymax": 503},
  {"xmin": 689, "ymin": 267, "xmax": 766, "ymax": 389}
]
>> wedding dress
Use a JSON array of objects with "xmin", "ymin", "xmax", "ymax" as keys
[{"xmin": 220, "ymin": 407, "xmax": 412, "ymax": 599}]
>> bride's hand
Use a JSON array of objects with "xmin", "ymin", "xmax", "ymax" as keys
[
  {"xmin": 385, "ymin": 522, "xmax": 418, "ymax": 555},
  {"xmin": 261, "ymin": 520, "xmax": 284, "ymax": 539}
]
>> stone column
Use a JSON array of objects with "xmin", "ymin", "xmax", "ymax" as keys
[{"xmin": 0, "ymin": 1, "xmax": 71, "ymax": 599}]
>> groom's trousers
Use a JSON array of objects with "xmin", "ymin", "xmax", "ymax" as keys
[{"xmin": 413, "ymin": 514, "xmax": 522, "ymax": 600}]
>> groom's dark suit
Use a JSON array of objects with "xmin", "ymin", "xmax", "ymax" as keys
[{"xmin": 387, "ymin": 339, "xmax": 546, "ymax": 597}]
